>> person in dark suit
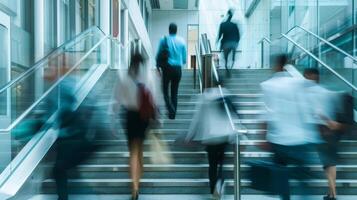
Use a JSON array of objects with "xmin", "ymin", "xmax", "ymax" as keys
[{"xmin": 217, "ymin": 9, "xmax": 240, "ymax": 77}]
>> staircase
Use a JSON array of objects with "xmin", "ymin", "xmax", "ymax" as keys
[{"xmin": 37, "ymin": 68, "xmax": 357, "ymax": 198}]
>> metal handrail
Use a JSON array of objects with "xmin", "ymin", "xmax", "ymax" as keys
[
  {"xmin": 282, "ymin": 33, "xmax": 357, "ymax": 92},
  {"xmin": 0, "ymin": 26, "xmax": 104, "ymax": 95},
  {"xmin": 258, "ymin": 37, "xmax": 272, "ymax": 44},
  {"xmin": 0, "ymin": 32, "xmax": 108, "ymax": 132},
  {"xmin": 211, "ymin": 50, "xmax": 242, "ymax": 53},
  {"xmin": 259, "ymin": 32, "xmax": 357, "ymax": 92},
  {"xmin": 289, "ymin": 25, "xmax": 357, "ymax": 64},
  {"xmin": 195, "ymin": 45, "xmax": 203, "ymax": 93},
  {"xmin": 258, "ymin": 38, "xmax": 272, "ymax": 68}
]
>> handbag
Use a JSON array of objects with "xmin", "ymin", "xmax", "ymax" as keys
[
  {"xmin": 156, "ymin": 36, "xmax": 170, "ymax": 70},
  {"xmin": 148, "ymin": 131, "xmax": 173, "ymax": 165},
  {"xmin": 247, "ymin": 161, "xmax": 290, "ymax": 194}
]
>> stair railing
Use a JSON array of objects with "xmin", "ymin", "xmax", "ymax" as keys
[
  {"xmin": 0, "ymin": 26, "xmax": 114, "ymax": 198},
  {"xmin": 281, "ymin": 33, "xmax": 357, "ymax": 92},
  {"xmin": 257, "ymin": 38, "xmax": 271, "ymax": 69},
  {"xmin": 259, "ymin": 26, "xmax": 357, "ymax": 93},
  {"xmin": 194, "ymin": 45, "xmax": 203, "ymax": 93},
  {"xmin": 288, "ymin": 25, "xmax": 357, "ymax": 65}
]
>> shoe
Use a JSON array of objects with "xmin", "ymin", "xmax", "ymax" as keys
[
  {"xmin": 168, "ymin": 112, "xmax": 176, "ymax": 120},
  {"xmin": 214, "ymin": 179, "xmax": 222, "ymax": 200},
  {"xmin": 131, "ymin": 191, "xmax": 139, "ymax": 200},
  {"xmin": 220, "ymin": 180, "xmax": 226, "ymax": 199},
  {"xmin": 323, "ymin": 195, "xmax": 336, "ymax": 200},
  {"xmin": 212, "ymin": 189, "xmax": 220, "ymax": 200}
]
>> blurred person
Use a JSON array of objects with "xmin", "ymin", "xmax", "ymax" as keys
[
  {"xmin": 260, "ymin": 54, "xmax": 319, "ymax": 200},
  {"xmin": 156, "ymin": 23, "xmax": 187, "ymax": 119},
  {"xmin": 114, "ymin": 53, "xmax": 160, "ymax": 200},
  {"xmin": 304, "ymin": 68, "xmax": 354, "ymax": 200},
  {"xmin": 185, "ymin": 87, "xmax": 238, "ymax": 200},
  {"xmin": 216, "ymin": 9, "xmax": 240, "ymax": 77},
  {"xmin": 50, "ymin": 67, "xmax": 99, "ymax": 200}
]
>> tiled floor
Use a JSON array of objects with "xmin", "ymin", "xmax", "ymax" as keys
[{"xmin": 28, "ymin": 195, "xmax": 357, "ymax": 200}]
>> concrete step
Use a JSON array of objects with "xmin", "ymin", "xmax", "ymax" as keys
[
  {"xmin": 41, "ymin": 178, "xmax": 357, "ymax": 195},
  {"xmin": 44, "ymin": 164, "xmax": 357, "ymax": 180},
  {"xmin": 26, "ymin": 194, "xmax": 357, "ymax": 200}
]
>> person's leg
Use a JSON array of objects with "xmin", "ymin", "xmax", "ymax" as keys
[
  {"xmin": 216, "ymin": 144, "xmax": 227, "ymax": 182},
  {"xmin": 271, "ymin": 144, "xmax": 290, "ymax": 200},
  {"xmin": 53, "ymin": 139, "xmax": 75, "ymax": 200},
  {"xmin": 223, "ymin": 48, "xmax": 230, "ymax": 72},
  {"xmin": 53, "ymin": 162, "xmax": 68, "ymax": 200},
  {"xmin": 170, "ymin": 67, "xmax": 182, "ymax": 118},
  {"xmin": 137, "ymin": 139, "xmax": 144, "ymax": 182},
  {"xmin": 206, "ymin": 145, "xmax": 219, "ymax": 194},
  {"xmin": 129, "ymin": 138, "xmax": 143, "ymax": 197},
  {"xmin": 325, "ymin": 166, "xmax": 337, "ymax": 198},
  {"xmin": 162, "ymin": 68, "xmax": 174, "ymax": 117},
  {"xmin": 231, "ymin": 47, "xmax": 236, "ymax": 69},
  {"xmin": 286, "ymin": 145, "xmax": 316, "ymax": 200}
]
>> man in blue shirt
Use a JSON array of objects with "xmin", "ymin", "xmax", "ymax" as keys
[{"xmin": 156, "ymin": 23, "xmax": 187, "ymax": 119}]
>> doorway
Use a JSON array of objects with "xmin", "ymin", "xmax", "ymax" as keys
[{"xmin": 187, "ymin": 24, "xmax": 199, "ymax": 69}]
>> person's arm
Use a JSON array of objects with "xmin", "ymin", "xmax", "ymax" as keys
[
  {"xmin": 217, "ymin": 23, "xmax": 223, "ymax": 43},
  {"xmin": 156, "ymin": 38, "xmax": 163, "ymax": 62},
  {"xmin": 235, "ymin": 24, "xmax": 240, "ymax": 43},
  {"xmin": 156, "ymin": 38, "xmax": 164, "ymax": 73},
  {"xmin": 182, "ymin": 42, "xmax": 187, "ymax": 65}
]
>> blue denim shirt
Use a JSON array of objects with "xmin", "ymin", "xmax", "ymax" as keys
[{"xmin": 156, "ymin": 34, "xmax": 187, "ymax": 67}]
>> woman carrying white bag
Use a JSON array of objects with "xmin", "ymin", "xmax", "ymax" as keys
[{"xmin": 185, "ymin": 87, "xmax": 238, "ymax": 200}]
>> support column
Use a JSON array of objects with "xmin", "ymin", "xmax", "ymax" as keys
[
  {"xmin": 100, "ymin": 0, "xmax": 110, "ymax": 65},
  {"xmin": 34, "ymin": 0, "xmax": 45, "ymax": 99},
  {"xmin": 122, "ymin": 9, "xmax": 129, "ymax": 68}
]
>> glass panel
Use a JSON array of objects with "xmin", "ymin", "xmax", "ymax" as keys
[
  {"xmin": 0, "ymin": 25, "xmax": 9, "ymax": 116},
  {"xmin": 187, "ymin": 25, "xmax": 199, "ymax": 69},
  {"xmin": 287, "ymin": 26, "xmax": 354, "ymax": 85},
  {"xmin": 284, "ymin": 36, "xmax": 353, "ymax": 94},
  {"xmin": 319, "ymin": 0, "xmax": 353, "ymax": 39},
  {"xmin": 44, "ymin": 0, "xmax": 57, "ymax": 54},
  {"xmin": 0, "ymin": 27, "xmax": 107, "ymax": 174}
]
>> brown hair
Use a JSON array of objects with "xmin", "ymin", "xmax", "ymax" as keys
[{"xmin": 128, "ymin": 53, "xmax": 145, "ymax": 78}]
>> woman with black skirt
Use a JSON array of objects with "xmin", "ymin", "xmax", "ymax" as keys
[{"xmin": 114, "ymin": 53, "xmax": 161, "ymax": 200}]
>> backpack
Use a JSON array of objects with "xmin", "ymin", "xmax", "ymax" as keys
[
  {"xmin": 337, "ymin": 93, "xmax": 354, "ymax": 126},
  {"xmin": 138, "ymin": 83, "xmax": 156, "ymax": 121},
  {"xmin": 156, "ymin": 37, "xmax": 169, "ymax": 69}
]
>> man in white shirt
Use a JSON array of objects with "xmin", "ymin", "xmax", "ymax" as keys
[
  {"xmin": 304, "ymin": 68, "xmax": 342, "ymax": 200},
  {"xmin": 261, "ymin": 54, "xmax": 318, "ymax": 200}
]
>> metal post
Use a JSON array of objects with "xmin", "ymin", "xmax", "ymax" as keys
[
  {"xmin": 234, "ymin": 132, "xmax": 241, "ymax": 200},
  {"xmin": 201, "ymin": 55, "xmax": 206, "ymax": 89},
  {"xmin": 204, "ymin": 54, "xmax": 213, "ymax": 88},
  {"xmin": 261, "ymin": 42, "xmax": 264, "ymax": 68},
  {"xmin": 192, "ymin": 55, "xmax": 197, "ymax": 89}
]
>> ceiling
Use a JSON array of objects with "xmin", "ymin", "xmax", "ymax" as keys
[{"xmin": 150, "ymin": 0, "xmax": 199, "ymax": 10}]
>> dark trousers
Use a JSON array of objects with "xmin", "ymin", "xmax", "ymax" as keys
[
  {"xmin": 53, "ymin": 138, "xmax": 95, "ymax": 200},
  {"xmin": 162, "ymin": 66, "xmax": 182, "ymax": 118},
  {"xmin": 222, "ymin": 42, "xmax": 238, "ymax": 77},
  {"xmin": 206, "ymin": 143, "xmax": 227, "ymax": 194},
  {"xmin": 271, "ymin": 144, "xmax": 315, "ymax": 200}
]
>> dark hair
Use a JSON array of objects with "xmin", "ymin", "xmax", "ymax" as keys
[
  {"xmin": 227, "ymin": 9, "xmax": 234, "ymax": 22},
  {"xmin": 274, "ymin": 54, "xmax": 288, "ymax": 67},
  {"xmin": 169, "ymin": 23, "xmax": 177, "ymax": 35},
  {"xmin": 304, "ymin": 68, "xmax": 319, "ymax": 76},
  {"xmin": 129, "ymin": 53, "xmax": 145, "ymax": 78}
]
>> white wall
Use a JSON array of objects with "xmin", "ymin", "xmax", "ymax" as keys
[
  {"xmin": 123, "ymin": 0, "xmax": 153, "ymax": 65},
  {"xmin": 240, "ymin": 0, "xmax": 270, "ymax": 68},
  {"xmin": 150, "ymin": 10, "xmax": 199, "ymax": 64}
]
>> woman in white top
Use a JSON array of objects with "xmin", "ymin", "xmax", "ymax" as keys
[{"xmin": 113, "ymin": 53, "xmax": 161, "ymax": 200}]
